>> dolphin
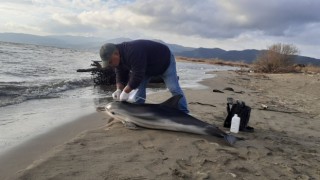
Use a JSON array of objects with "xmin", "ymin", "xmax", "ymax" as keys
[{"xmin": 104, "ymin": 95, "xmax": 241, "ymax": 145}]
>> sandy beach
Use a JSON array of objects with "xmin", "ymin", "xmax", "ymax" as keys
[{"xmin": 3, "ymin": 70, "xmax": 320, "ymax": 180}]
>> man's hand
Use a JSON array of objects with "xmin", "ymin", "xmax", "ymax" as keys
[
  {"xmin": 119, "ymin": 91, "xmax": 130, "ymax": 101},
  {"xmin": 112, "ymin": 89, "xmax": 122, "ymax": 100}
]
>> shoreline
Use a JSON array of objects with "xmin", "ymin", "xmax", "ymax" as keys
[{"xmin": 3, "ymin": 70, "xmax": 320, "ymax": 179}]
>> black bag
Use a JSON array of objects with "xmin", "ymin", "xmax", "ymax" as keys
[{"xmin": 224, "ymin": 98, "xmax": 254, "ymax": 132}]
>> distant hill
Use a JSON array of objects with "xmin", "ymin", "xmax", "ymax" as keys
[
  {"xmin": 0, "ymin": 32, "xmax": 319, "ymax": 65},
  {"xmin": 0, "ymin": 33, "xmax": 65, "ymax": 47},
  {"xmin": 176, "ymin": 48, "xmax": 320, "ymax": 65},
  {"xmin": 294, "ymin": 56, "xmax": 320, "ymax": 66},
  {"xmin": 175, "ymin": 48, "xmax": 262, "ymax": 63}
]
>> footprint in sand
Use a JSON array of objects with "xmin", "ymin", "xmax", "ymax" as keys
[
  {"xmin": 192, "ymin": 139, "xmax": 220, "ymax": 152},
  {"xmin": 215, "ymin": 148, "xmax": 246, "ymax": 166},
  {"xmin": 246, "ymin": 146, "xmax": 262, "ymax": 160},
  {"xmin": 200, "ymin": 159, "xmax": 216, "ymax": 169},
  {"xmin": 176, "ymin": 157, "xmax": 193, "ymax": 170},
  {"xmin": 138, "ymin": 136, "xmax": 156, "ymax": 149},
  {"xmin": 192, "ymin": 139, "xmax": 208, "ymax": 151},
  {"xmin": 217, "ymin": 148, "xmax": 240, "ymax": 157},
  {"xmin": 144, "ymin": 158, "xmax": 163, "ymax": 171}
]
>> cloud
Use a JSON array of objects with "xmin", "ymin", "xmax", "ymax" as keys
[
  {"xmin": 0, "ymin": 0, "xmax": 319, "ymax": 58},
  {"xmin": 124, "ymin": 0, "xmax": 320, "ymax": 39}
]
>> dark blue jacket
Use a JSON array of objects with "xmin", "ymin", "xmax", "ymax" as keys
[{"xmin": 115, "ymin": 40, "xmax": 171, "ymax": 89}]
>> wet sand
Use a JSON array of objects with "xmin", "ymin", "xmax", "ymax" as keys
[
  {"xmin": 0, "ymin": 113, "xmax": 106, "ymax": 180},
  {"xmin": 4, "ymin": 70, "xmax": 320, "ymax": 180}
]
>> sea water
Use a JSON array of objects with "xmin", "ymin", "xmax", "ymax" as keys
[{"xmin": 0, "ymin": 41, "xmax": 238, "ymax": 154}]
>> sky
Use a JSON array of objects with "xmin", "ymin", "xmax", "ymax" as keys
[{"xmin": 0, "ymin": 0, "xmax": 319, "ymax": 58}]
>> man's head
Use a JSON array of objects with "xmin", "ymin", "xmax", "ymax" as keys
[{"xmin": 100, "ymin": 43, "xmax": 120, "ymax": 68}]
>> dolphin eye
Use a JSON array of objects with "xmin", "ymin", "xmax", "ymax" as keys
[{"xmin": 111, "ymin": 112, "xmax": 115, "ymax": 115}]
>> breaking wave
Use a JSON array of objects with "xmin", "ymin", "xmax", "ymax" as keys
[{"xmin": 0, "ymin": 78, "xmax": 93, "ymax": 107}]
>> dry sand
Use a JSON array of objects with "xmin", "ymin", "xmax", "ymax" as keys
[{"xmin": 7, "ymin": 71, "xmax": 320, "ymax": 179}]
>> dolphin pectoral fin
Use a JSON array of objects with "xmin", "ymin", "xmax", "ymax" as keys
[
  {"xmin": 107, "ymin": 117, "xmax": 115, "ymax": 123},
  {"xmin": 104, "ymin": 118, "xmax": 121, "ymax": 130},
  {"xmin": 123, "ymin": 121, "xmax": 140, "ymax": 130}
]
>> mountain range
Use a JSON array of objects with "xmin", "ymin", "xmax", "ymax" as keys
[{"xmin": 0, "ymin": 32, "xmax": 319, "ymax": 65}]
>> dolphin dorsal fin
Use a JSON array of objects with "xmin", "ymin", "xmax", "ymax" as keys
[{"xmin": 160, "ymin": 95, "xmax": 183, "ymax": 109}]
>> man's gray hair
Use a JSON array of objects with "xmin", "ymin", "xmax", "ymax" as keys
[{"xmin": 100, "ymin": 43, "xmax": 116, "ymax": 68}]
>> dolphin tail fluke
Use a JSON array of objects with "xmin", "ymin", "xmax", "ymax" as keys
[
  {"xmin": 224, "ymin": 134, "xmax": 245, "ymax": 146},
  {"xmin": 224, "ymin": 134, "xmax": 238, "ymax": 145}
]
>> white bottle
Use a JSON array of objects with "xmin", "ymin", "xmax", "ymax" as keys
[{"xmin": 230, "ymin": 114, "xmax": 240, "ymax": 133}]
